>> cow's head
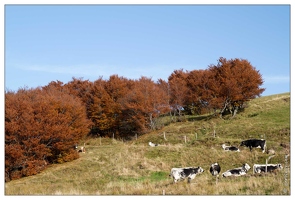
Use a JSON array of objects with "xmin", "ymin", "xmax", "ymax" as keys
[
  {"xmin": 277, "ymin": 164, "xmax": 283, "ymax": 169},
  {"xmin": 197, "ymin": 166, "xmax": 204, "ymax": 173},
  {"xmin": 242, "ymin": 163, "xmax": 251, "ymax": 171},
  {"xmin": 240, "ymin": 141, "xmax": 246, "ymax": 147}
]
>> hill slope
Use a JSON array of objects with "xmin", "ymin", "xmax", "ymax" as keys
[{"xmin": 5, "ymin": 93, "xmax": 290, "ymax": 195}]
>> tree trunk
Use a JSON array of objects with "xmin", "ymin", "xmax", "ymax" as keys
[{"xmin": 231, "ymin": 106, "xmax": 238, "ymax": 118}]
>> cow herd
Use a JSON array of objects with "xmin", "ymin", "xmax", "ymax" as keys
[{"xmin": 150, "ymin": 138, "xmax": 283, "ymax": 184}]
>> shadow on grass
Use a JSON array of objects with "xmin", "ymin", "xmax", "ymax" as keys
[{"xmin": 186, "ymin": 114, "xmax": 215, "ymax": 122}]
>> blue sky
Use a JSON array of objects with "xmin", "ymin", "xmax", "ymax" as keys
[{"xmin": 5, "ymin": 5, "xmax": 290, "ymax": 96}]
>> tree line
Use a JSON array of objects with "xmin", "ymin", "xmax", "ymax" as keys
[{"xmin": 5, "ymin": 57, "xmax": 265, "ymax": 181}]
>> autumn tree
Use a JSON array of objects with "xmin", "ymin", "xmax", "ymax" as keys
[
  {"xmin": 136, "ymin": 77, "xmax": 170, "ymax": 130},
  {"xmin": 103, "ymin": 75, "xmax": 132, "ymax": 137},
  {"xmin": 168, "ymin": 69, "xmax": 189, "ymax": 120},
  {"xmin": 5, "ymin": 83, "xmax": 92, "ymax": 181},
  {"xmin": 65, "ymin": 77, "xmax": 94, "ymax": 114},
  {"xmin": 208, "ymin": 57, "xmax": 265, "ymax": 118},
  {"xmin": 85, "ymin": 78, "xmax": 120, "ymax": 137},
  {"xmin": 185, "ymin": 69, "xmax": 217, "ymax": 115}
]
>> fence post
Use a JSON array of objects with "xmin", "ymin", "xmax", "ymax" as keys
[
  {"xmin": 164, "ymin": 132, "xmax": 167, "ymax": 141},
  {"xmin": 266, "ymin": 155, "xmax": 275, "ymax": 173},
  {"xmin": 184, "ymin": 135, "xmax": 187, "ymax": 143}
]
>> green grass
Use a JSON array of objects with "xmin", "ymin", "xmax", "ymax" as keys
[{"xmin": 5, "ymin": 93, "xmax": 290, "ymax": 195}]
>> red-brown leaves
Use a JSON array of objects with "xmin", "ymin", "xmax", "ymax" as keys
[
  {"xmin": 5, "ymin": 84, "xmax": 91, "ymax": 181},
  {"xmin": 5, "ymin": 57, "xmax": 265, "ymax": 181}
]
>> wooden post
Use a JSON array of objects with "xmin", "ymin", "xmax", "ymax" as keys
[
  {"xmin": 184, "ymin": 135, "xmax": 187, "ymax": 143},
  {"xmin": 266, "ymin": 155, "xmax": 275, "ymax": 173},
  {"xmin": 195, "ymin": 132, "xmax": 198, "ymax": 140},
  {"xmin": 164, "ymin": 132, "xmax": 167, "ymax": 141},
  {"xmin": 162, "ymin": 190, "xmax": 165, "ymax": 195}
]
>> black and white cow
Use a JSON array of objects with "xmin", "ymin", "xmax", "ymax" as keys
[
  {"xmin": 253, "ymin": 164, "xmax": 283, "ymax": 173},
  {"xmin": 170, "ymin": 167, "xmax": 204, "ymax": 183},
  {"xmin": 222, "ymin": 163, "xmax": 251, "ymax": 177},
  {"xmin": 240, "ymin": 139, "xmax": 266, "ymax": 153},
  {"xmin": 222, "ymin": 144, "xmax": 240, "ymax": 152},
  {"xmin": 148, "ymin": 142, "xmax": 159, "ymax": 147},
  {"xmin": 210, "ymin": 163, "xmax": 221, "ymax": 176}
]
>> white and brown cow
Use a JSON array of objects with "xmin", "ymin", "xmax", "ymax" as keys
[
  {"xmin": 253, "ymin": 164, "xmax": 283, "ymax": 173},
  {"xmin": 74, "ymin": 144, "xmax": 86, "ymax": 153},
  {"xmin": 222, "ymin": 163, "xmax": 251, "ymax": 177},
  {"xmin": 170, "ymin": 167, "xmax": 204, "ymax": 183}
]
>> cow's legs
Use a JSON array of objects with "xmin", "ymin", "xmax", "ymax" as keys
[
  {"xmin": 173, "ymin": 178, "xmax": 177, "ymax": 184},
  {"xmin": 187, "ymin": 177, "xmax": 191, "ymax": 183},
  {"xmin": 261, "ymin": 144, "xmax": 266, "ymax": 153}
]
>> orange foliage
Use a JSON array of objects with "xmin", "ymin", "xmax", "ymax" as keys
[
  {"xmin": 5, "ymin": 83, "xmax": 92, "ymax": 181},
  {"xmin": 5, "ymin": 57, "xmax": 265, "ymax": 181}
]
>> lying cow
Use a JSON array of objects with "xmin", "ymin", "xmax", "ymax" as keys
[
  {"xmin": 148, "ymin": 142, "xmax": 159, "ymax": 147},
  {"xmin": 240, "ymin": 139, "xmax": 266, "ymax": 153},
  {"xmin": 222, "ymin": 163, "xmax": 251, "ymax": 177},
  {"xmin": 222, "ymin": 144, "xmax": 240, "ymax": 152},
  {"xmin": 170, "ymin": 167, "xmax": 204, "ymax": 183},
  {"xmin": 210, "ymin": 163, "xmax": 221, "ymax": 176},
  {"xmin": 253, "ymin": 164, "xmax": 283, "ymax": 173}
]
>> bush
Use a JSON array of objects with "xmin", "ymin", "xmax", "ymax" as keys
[{"xmin": 5, "ymin": 84, "xmax": 92, "ymax": 181}]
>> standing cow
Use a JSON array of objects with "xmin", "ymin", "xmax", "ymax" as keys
[
  {"xmin": 170, "ymin": 167, "xmax": 204, "ymax": 183},
  {"xmin": 210, "ymin": 163, "xmax": 221, "ymax": 176},
  {"xmin": 240, "ymin": 139, "xmax": 266, "ymax": 153}
]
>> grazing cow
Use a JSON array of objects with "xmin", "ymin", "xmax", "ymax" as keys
[
  {"xmin": 170, "ymin": 167, "xmax": 204, "ymax": 183},
  {"xmin": 240, "ymin": 139, "xmax": 266, "ymax": 153},
  {"xmin": 222, "ymin": 163, "xmax": 251, "ymax": 177},
  {"xmin": 222, "ymin": 144, "xmax": 240, "ymax": 152},
  {"xmin": 75, "ymin": 143, "xmax": 86, "ymax": 153},
  {"xmin": 148, "ymin": 142, "xmax": 159, "ymax": 147},
  {"xmin": 210, "ymin": 163, "xmax": 221, "ymax": 176},
  {"xmin": 78, "ymin": 146, "xmax": 86, "ymax": 153},
  {"xmin": 253, "ymin": 164, "xmax": 283, "ymax": 174}
]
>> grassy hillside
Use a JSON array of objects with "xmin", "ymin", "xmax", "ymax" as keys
[{"xmin": 5, "ymin": 93, "xmax": 290, "ymax": 195}]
